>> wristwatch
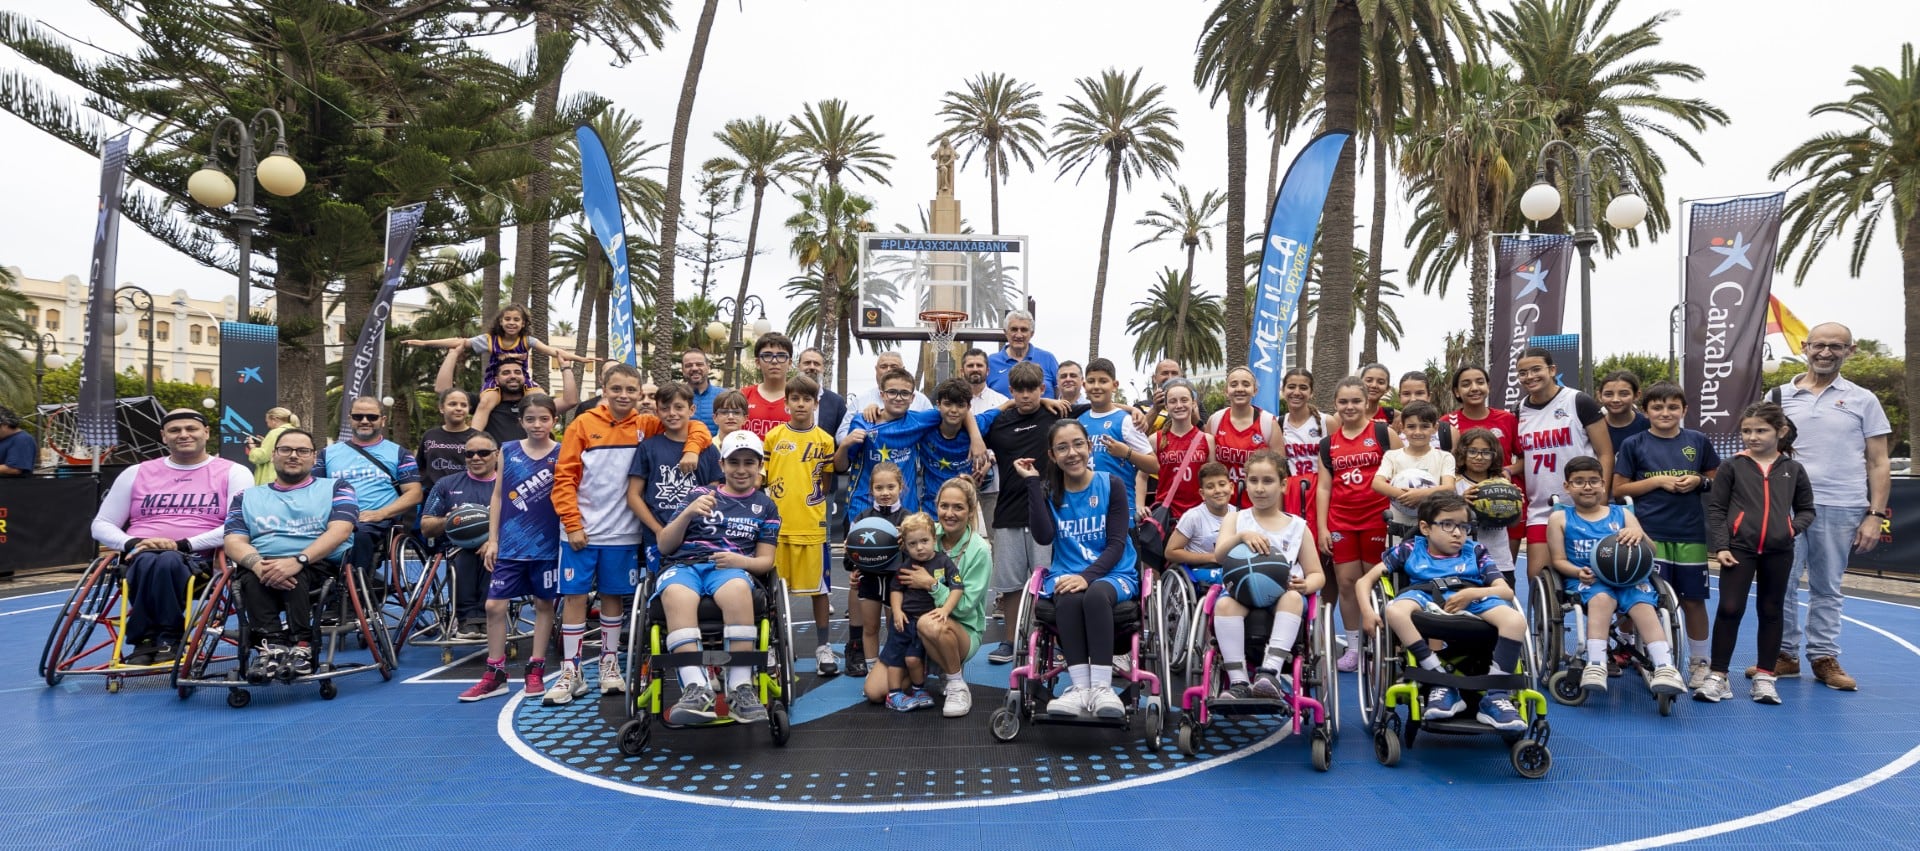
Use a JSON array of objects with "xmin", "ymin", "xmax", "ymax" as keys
[
  {"xmin": 294, "ymin": 553, "xmax": 311, "ymax": 566},
  {"xmin": 1870, "ymin": 510, "xmax": 1891, "ymax": 520}
]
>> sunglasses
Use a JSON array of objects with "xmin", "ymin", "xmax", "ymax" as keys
[
  {"xmin": 463, "ymin": 449, "xmax": 495, "ymax": 458},
  {"xmin": 350, "ymin": 413, "xmax": 382, "ymax": 422}
]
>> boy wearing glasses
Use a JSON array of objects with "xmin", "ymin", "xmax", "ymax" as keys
[
  {"xmin": 420, "ymin": 432, "xmax": 501, "ymax": 639},
  {"xmin": 743, "ymin": 333, "xmax": 794, "ymax": 438},
  {"xmin": 1356, "ymin": 492, "xmax": 1528, "ymax": 731}
]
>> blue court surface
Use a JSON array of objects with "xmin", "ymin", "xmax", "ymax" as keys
[{"xmin": 9, "ymin": 577, "xmax": 1920, "ymax": 850}]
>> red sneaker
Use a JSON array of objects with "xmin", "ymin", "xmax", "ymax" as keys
[
  {"xmin": 522, "ymin": 663, "xmax": 546, "ymax": 696},
  {"xmin": 459, "ymin": 668, "xmax": 510, "ymax": 702}
]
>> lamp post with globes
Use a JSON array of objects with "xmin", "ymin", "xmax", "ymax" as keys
[
  {"xmin": 186, "ymin": 109, "xmax": 307, "ymax": 307},
  {"xmin": 709, "ymin": 295, "xmax": 771, "ymax": 387},
  {"xmin": 28, "ymin": 332, "xmax": 67, "ymax": 421},
  {"xmin": 1519, "ymin": 140, "xmax": 1648, "ymax": 392},
  {"xmin": 113, "ymin": 285, "xmax": 156, "ymax": 397}
]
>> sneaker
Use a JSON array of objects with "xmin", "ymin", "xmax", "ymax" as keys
[
  {"xmin": 886, "ymin": 690, "xmax": 918, "ymax": 712},
  {"xmin": 989, "ymin": 642, "xmax": 1017, "ymax": 665},
  {"xmin": 455, "ymin": 621, "xmax": 488, "ymax": 640},
  {"xmin": 1649, "ymin": 665, "xmax": 1685, "ymax": 696},
  {"xmin": 522, "ymin": 663, "xmax": 546, "ymax": 696},
  {"xmin": 728, "ymin": 684, "xmax": 768, "ymax": 723},
  {"xmin": 1251, "ymin": 669, "xmax": 1291, "ymax": 700},
  {"xmin": 598, "ymin": 655, "xmax": 626, "ymax": 695},
  {"xmin": 942, "ymin": 680, "xmax": 973, "ymax": 717},
  {"xmin": 1088, "ymin": 687, "xmax": 1126, "ymax": 719},
  {"xmin": 668, "ymin": 682, "xmax": 718, "ymax": 724},
  {"xmin": 1687, "ymin": 657, "xmax": 1713, "ymax": 690},
  {"xmin": 1476, "ymin": 691, "xmax": 1526, "ymax": 732},
  {"xmin": 1422, "ymin": 686, "xmax": 1464, "ymax": 721},
  {"xmin": 1694, "ymin": 673, "xmax": 1733, "ymax": 703},
  {"xmin": 845, "ymin": 654, "xmax": 869, "ymax": 678},
  {"xmin": 1047, "ymin": 685, "xmax": 1092, "ymax": 717},
  {"xmin": 1113, "ymin": 654, "xmax": 1133, "ymax": 677},
  {"xmin": 541, "ymin": 666, "xmax": 588, "ymax": 706},
  {"xmin": 460, "ymin": 668, "xmax": 511, "ymax": 702},
  {"xmin": 151, "ymin": 642, "xmax": 178, "ymax": 665},
  {"xmin": 1748, "ymin": 652, "xmax": 1800, "ymax": 679},
  {"xmin": 1222, "ymin": 681, "xmax": 1254, "ymax": 700},
  {"xmin": 1811, "ymin": 656, "xmax": 1857, "ymax": 691},
  {"xmin": 244, "ymin": 641, "xmax": 281, "ymax": 684},
  {"xmin": 814, "ymin": 644, "xmax": 840, "ymax": 677},
  {"xmin": 125, "ymin": 639, "xmax": 157, "ymax": 667},
  {"xmin": 1752, "ymin": 672, "xmax": 1783, "ymax": 705},
  {"xmin": 1581, "ymin": 662, "xmax": 1610, "ymax": 693},
  {"xmin": 1335, "ymin": 647, "xmax": 1360, "ymax": 672},
  {"xmin": 287, "ymin": 644, "xmax": 315, "ymax": 677}
]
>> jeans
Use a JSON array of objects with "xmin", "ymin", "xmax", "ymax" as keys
[{"xmin": 1779, "ymin": 503, "xmax": 1864, "ymax": 661}]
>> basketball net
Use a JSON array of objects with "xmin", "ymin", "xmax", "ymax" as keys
[{"xmin": 920, "ymin": 310, "xmax": 967, "ymax": 384}]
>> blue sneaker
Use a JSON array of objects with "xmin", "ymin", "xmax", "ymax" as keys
[
  {"xmin": 907, "ymin": 686, "xmax": 935, "ymax": 710},
  {"xmin": 1476, "ymin": 691, "xmax": 1526, "ymax": 732},
  {"xmin": 886, "ymin": 690, "xmax": 917, "ymax": 712},
  {"xmin": 1422, "ymin": 686, "xmax": 1465, "ymax": 721}
]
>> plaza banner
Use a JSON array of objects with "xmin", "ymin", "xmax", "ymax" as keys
[
  {"xmin": 1251, "ymin": 130, "xmax": 1352, "ymax": 414},
  {"xmin": 336, "ymin": 203, "xmax": 427, "ymax": 440},
  {"xmin": 1489, "ymin": 234, "xmax": 1573, "ymax": 409},
  {"xmin": 78, "ymin": 130, "xmax": 133, "ymax": 449},
  {"xmin": 218, "ymin": 322, "xmax": 279, "ymax": 464},
  {"xmin": 1681, "ymin": 194, "xmax": 1783, "ymax": 459},
  {"xmin": 576, "ymin": 124, "xmax": 637, "ymax": 366}
]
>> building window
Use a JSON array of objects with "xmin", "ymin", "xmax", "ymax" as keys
[
  {"xmin": 193, "ymin": 368, "xmax": 214, "ymax": 387},
  {"xmin": 26, "ymin": 308, "xmax": 37, "ymax": 328},
  {"xmin": 207, "ymin": 326, "xmax": 219, "ymax": 347},
  {"xmin": 45, "ymin": 308, "xmax": 60, "ymax": 332},
  {"xmin": 138, "ymin": 318, "xmax": 150, "ymax": 340},
  {"xmin": 148, "ymin": 365, "xmax": 164, "ymax": 385},
  {"xmin": 156, "ymin": 320, "xmax": 170, "ymax": 342},
  {"xmin": 190, "ymin": 325, "xmax": 203, "ymax": 345}
]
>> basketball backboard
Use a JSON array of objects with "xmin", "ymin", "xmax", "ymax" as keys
[{"xmin": 854, "ymin": 234, "xmax": 1028, "ymax": 342}]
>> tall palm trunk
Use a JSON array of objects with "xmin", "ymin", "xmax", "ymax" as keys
[
  {"xmin": 1172, "ymin": 243, "xmax": 1197, "ymax": 363},
  {"xmin": 1089, "ymin": 150, "xmax": 1122, "ymax": 359},
  {"xmin": 1469, "ymin": 196, "xmax": 1493, "ymax": 362},
  {"xmin": 651, "ymin": 0, "xmax": 722, "ymax": 383},
  {"xmin": 987, "ymin": 141, "xmax": 1002, "ymax": 234},
  {"xmin": 482, "ymin": 230, "xmax": 502, "ymax": 322},
  {"xmin": 1224, "ymin": 95, "xmax": 1249, "ymax": 367},
  {"xmin": 820, "ymin": 172, "xmax": 843, "ymax": 391},
  {"xmin": 574, "ymin": 240, "xmax": 600, "ymax": 361},
  {"xmin": 729, "ymin": 179, "xmax": 768, "ymax": 384},
  {"xmin": 1361, "ymin": 126, "xmax": 1387, "ymax": 366},
  {"xmin": 594, "ymin": 283, "xmax": 610, "ymax": 362},
  {"xmin": 1310, "ymin": 1, "xmax": 1363, "ymax": 408},
  {"xmin": 523, "ymin": 13, "xmax": 561, "ymax": 390},
  {"xmin": 1266, "ymin": 127, "xmax": 1283, "ymax": 210},
  {"xmin": 1903, "ymin": 213, "xmax": 1920, "ymax": 455}
]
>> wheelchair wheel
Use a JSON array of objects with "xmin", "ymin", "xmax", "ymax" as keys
[
  {"xmin": 769, "ymin": 704, "xmax": 791, "ymax": 746},
  {"xmin": 173, "ymin": 571, "xmax": 237, "ymax": 697},
  {"xmin": 1373, "ymin": 727, "xmax": 1400, "ymax": 767},
  {"xmin": 1511, "ymin": 738, "xmax": 1552, "ymax": 779},
  {"xmin": 1547, "ymin": 669, "xmax": 1587, "ymax": 706},
  {"xmin": 989, "ymin": 699, "xmax": 1021, "ymax": 742},
  {"xmin": 319, "ymin": 679, "xmax": 338, "ymax": 700},
  {"xmin": 1313, "ymin": 600, "xmax": 1339, "ymax": 737},
  {"xmin": 346, "ymin": 566, "xmax": 398, "ymax": 680},
  {"xmin": 1177, "ymin": 716, "xmax": 1201, "ymax": 756},
  {"xmin": 1158, "ymin": 568, "xmax": 1196, "ymax": 672},
  {"xmin": 227, "ymin": 687, "xmax": 251, "ymax": 709},
  {"xmin": 397, "ymin": 552, "xmax": 446, "ymax": 650},
  {"xmin": 617, "ymin": 714, "xmax": 652, "ymax": 756},
  {"xmin": 1144, "ymin": 699, "xmax": 1165, "ymax": 752},
  {"xmin": 1311, "ymin": 730, "xmax": 1332, "ymax": 772},
  {"xmin": 1657, "ymin": 692, "xmax": 1674, "ymax": 717},
  {"xmin": 40, "ymin": 557, "xmax": 116, "ymax": 687}
]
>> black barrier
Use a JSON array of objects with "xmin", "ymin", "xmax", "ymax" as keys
[
  {"xmin": 1849, "ymin": 476, "xmax": 1920, "ymax": 575},
  {"xmin": 0, "ymin": 475, "xmax": 103, "ymax": 575}
]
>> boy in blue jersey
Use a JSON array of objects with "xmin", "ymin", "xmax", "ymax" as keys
[
  {"xmin": 836, "ymin": 368, "xmax": 984, "ymax": 516},
  {"xmin": 471, "ymin": 396, "xmax": 563, "ymax": 700},
  {"xmin": 656, "ymin": 431, "xmax": 782, "ymax": 725},
  {"xmin": 1612, "ymin": 381, "xmax": 1721, "ymax": 689},
  {"xmin": 627, "ymin": 382, "xmax": 724, "ymax": 572},
  {"xmin": 421, "ymin": 432, "xmax": 500, "ymax": 640},
  {"xmin": 313, "ymin": 396, "xmax": 423, "ymax": 579},
  {"xmin": 1548, "ymin": 456, "xmax": 1685, "ymax": 696},
  {"xmin": 1078, "ymin": 358, "xmax": 1158, "ymax": 518}
]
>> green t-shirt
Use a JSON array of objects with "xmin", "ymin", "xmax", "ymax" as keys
[{"xmin": 935, "ymin": 530, "xmax": 993, "ymax": 639}]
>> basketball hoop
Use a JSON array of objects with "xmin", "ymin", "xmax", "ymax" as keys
[{"xmin": 920, "ymin": 310, "xmax": 969, "ymax": 383}]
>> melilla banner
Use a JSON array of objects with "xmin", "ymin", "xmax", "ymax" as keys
[
  {"xmin": 577, "ymin": 124, "xmax": 636, "ymax": 366},
  {"xmin": 1489, "ymin": 234, "xmax": 1572, "ymax": 407},
  {"xmin": 1250, "ymin": 129, "xmax": 1352, "ymax": 414},
  {"xmin": 336, "ymin": 203, "xmax": 427, "ymax": 441},
  {"xmin": 1681, "ymin": 193, "xmax": 1783, "ymax": 459}
]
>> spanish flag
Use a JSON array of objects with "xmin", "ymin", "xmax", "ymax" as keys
[{"xmin": 1767, "ymin": 295, "xmax": 1809, "ymax": 355}]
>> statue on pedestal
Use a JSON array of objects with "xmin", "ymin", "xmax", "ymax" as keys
[{"xmin": 933, "ymin": 139, "xmax": 957, "ymax": 197}]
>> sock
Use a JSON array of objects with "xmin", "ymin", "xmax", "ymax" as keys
[
  {"xmin": 947, "ymin": 667, "xmax": 966, "ymax": 686},
  {"xmin": 1688, "ymin": 637, "xmax": 1710, "ymax": 663},
  {"xmin": 1068, "ymin": 663, "xmax": 1091, "ymax": 689},
  {"xmin": 1587, "ymin": 639, "xmax": 1609, "ymax": 666},
  {"xmin": 1269, "ymin": 612, "xmax": 1305, "ymax": 667},
  {"xmin": 1344, "ymin": 629, "xmax": 1362, "ymax": 652},
  {"xmin": 667, "ymin": 628, "xmax": 704, "ymax": 686},
  {"xmin": 561, "ymin": 622, "xmax": 586, "ymax": 669},
  {"xmin": 1262, "ymin": 645, "xmax": 1294, "ymax": 675},
  {"xmin": 1224, "ymin": 661, "xmax": 1250, "ymax": 684},
  {"xmin": 485, "ymin": 656, "xmax": 506, "ymax": 674},
  {"xmin": 598, "ymin": 614, "xmax": 622, "ymax": 661},
  {"xmin": 1090, "ymin": 664, "xmax": 1113, "ymax": 687},
  {"xmin": 725, "ymin": 626, "xmax": 758, "ymax": 690},
  {"xmin": 1408, "ymin": 639, "xmax": 1443, "ymax": 671},
  {"xmin": 848, "ymin": 625, "xmax": 864, "ymax": 652},
  {"xmin": 1646, "ymin": 640, "xmax": 1673, "ymax": 669},
  {"xmin": 816, "ymin": 624, "xmax": 831, "ymax": 650},
  {"xmin": 1491, "ymin": 637, "xmax": 1522, "ymax": 676},
  {"xmin": 524, "ymin": 657, "xmax": 546, "ymax": 675},
  {"xmin": 1215, "ymin": 615, "xmax": 1248, "ymax": 674}
]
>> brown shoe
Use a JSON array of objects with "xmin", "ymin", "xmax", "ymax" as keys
[
  {"xmin": 1745, "ymin": 652, "xmax": 1799, "ymax": 679},
  {"xmin": 1812, "ymin": 656, "xmax": 1857, "ymax": 691}
]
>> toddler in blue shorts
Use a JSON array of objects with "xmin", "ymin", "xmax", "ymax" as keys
[{"xmin": 879, "ymin": 513, "xmax": 962, "ymax": 711}]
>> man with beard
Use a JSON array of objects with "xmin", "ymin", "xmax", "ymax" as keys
[{"xmin": 314, "ymin": 396, "xmax": 422, "ymax": 579}]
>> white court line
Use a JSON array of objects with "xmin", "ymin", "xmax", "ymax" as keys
[
  {"xmin": 0, "ymin": 604, "xmax": 61, "ymax": 618},
  {"xmin": 401, "ymin": 647, "xmax": 489, "ymax": 684},
  {"xmin": 0, "ymin": 589, "xmax": 71, "ymax": 603}
]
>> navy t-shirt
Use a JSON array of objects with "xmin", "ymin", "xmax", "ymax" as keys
[
  {"xmin": 663, "ymin": 486, "xmax": 781, "ymax": 566},
  {"xmin": 0, "ymin": 430, "xmax": 35, "ymax": 474},
  {"xmin": 628, "ymin": 433, "xmax": 722, "ymax": 547},
  {"xmin": 1607, "ymin": 412, "xmax": 1650, "ymax": 459},
  {"xmin": 423, "ymin": 471, "xmax": 496, "ymax": 517},
  {"xmin": 1614, "ymin": 428, "xmax": 1720, "ymax": 544}
]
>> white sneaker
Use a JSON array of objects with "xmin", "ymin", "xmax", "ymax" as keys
[
  {"xmin": 542, "ymin": 667, "xmax": 588, "ymax": 706},
  {"xmin": 1687, "ymin": 657, "xmax": 1712, "ymax": 690},
  {"xmin": 1693, "ymin": 673, "xmax": 1733, "ymax": 703},
  {"xmin": 814, "ymin": 643, "xmax": 841, "ymax": 676},
  {"xmin": 1649, "ymin": 665, "xmax": 1686, "ymax": 696},
  {"xmin": 942, "ymin": 680, "xmax": 973, "ymax": 717},
  {"xmin": 1581, "ymin": 662, "xmax": 1609, "ymax": 693},
  {"xmin": 1751, "ymin": 673, "xmax": 1782, "ymax": 705},
  {"xmin": 1047, "ymin": 685, "xmax": 1091, "ymax": 717},
  {"xmin": 1088, "ymin": 687, "xmax": 1126, "ymax": 719},
  {"xmin": 598, "ymin": 655, "xmax": 626, "ymax": 695}
]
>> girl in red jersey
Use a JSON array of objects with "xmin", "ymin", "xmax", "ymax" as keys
[
  {"xmin": 1209, "ymin": 366, "xmax": 1277, "ymax": 508},
  {"xmin": 1443, "ymin": 365, "xmax": 1520, "ymax": 464},
  {"xmin": 1316, "ymin": 376, "xmax": 1401, "ymax": 671},
  {"xmin": 1360, "ymin": 363, "xmax": 1395, "ymax": 425},
  {"xmin": 1149, "ymin": 380, "xmax": 1214, "ymax": 519}
]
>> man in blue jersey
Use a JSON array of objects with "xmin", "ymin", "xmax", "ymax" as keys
[
  {"xmin": 314, "ymin": 396, "xmax": 423, "ymax": 579},
  {"xmin": 1078, "ymin": 358, "xmax": 1157, "ymax": 518},
  {"xmin": 224, "ymin": 428, "xmax": 358, "ymax": 680},
  {"xmin": 985, "ymin": 310, "xmax": 1059, "ymax": 398},
  {"xmin": 682, "ymin": 348, "xmax": 726, "ymax": 432},
  {"xmin": 421, "ymin": 431, "xmax": 499, "ymax": 639}
]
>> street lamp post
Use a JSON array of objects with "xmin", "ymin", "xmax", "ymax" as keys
[
  {"xmin": 709, "ymin": 295, "xmax": 771, "ymax": 387},
  {"xmin": 1519, "ymin": 140, "xmax": 1648, "ymax": 392},
  {"xmin": 113, "ymin": 285, "xmax": 156, "ymax": 397},
  {"xmin": 28, "ymin": 332, "xmax": 66, "ymax": 421},
  {"xmin": 186, "ymin": 108, "xmax": 307, "ymax": 307}
]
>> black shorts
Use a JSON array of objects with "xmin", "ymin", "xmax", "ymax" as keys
[{"xmin": 856, "ymin": 571, "xmax": 888, "ymax": 602}]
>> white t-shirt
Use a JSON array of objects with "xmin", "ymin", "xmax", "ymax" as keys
[
  {"xmin": 1175, "ymin": 503, "xmax": 1229, "ymax": 556},
  {"xmin": 1231, "ymin": 508, "xmax": 1308, "ymax": 577},
  {"xmin": 1376, "ymin": 446, "xmax": 1455, "ymax": 483},
  {"xmin": 1281, "ymin": 411, "xmax": 1329, "ymax": 478}
]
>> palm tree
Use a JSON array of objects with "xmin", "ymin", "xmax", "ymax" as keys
[
  {"xmin": 1050, "ymin": 68, "xmax": 1184, "ymax": 359},
  {"xmin": 1125, "ymin": 267, "xmax": 1226, "ymax": 373},
  {"xmin": 1490, "ymin": 0, "xmax": 1729, "ymax": 247},
  {"xmin": 1771, "ymin": 43, "xmax": 1920, "ymax": 452},
  {"xmin": 932, "ymin": 73, "xmax": 1049, "ymax": 234},
  {"xmin": 784, "ymin": 181, "xmax": 881, "ymax": 390},
  {"xmin": 1131, "ymin": 186, "xmax": 1224, "ymax": 364},
  {"xmin": 789, "ymin": 99, "xmax": 895, "ymax": 381},
  {"xmin": 706, "ymin": 116, "xmax": 801, "ymax": 380},
  {"xmin": 0, "ymin": 278, "xmax": 34, "ymax": 417},
  {"xmin": 649, "ymin": 0, "xmax": 723, "ymax": 383}
]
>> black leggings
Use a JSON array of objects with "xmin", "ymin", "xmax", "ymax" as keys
[
  {"xmin": 1710, "ymin": 549, "xmax": 1793, "ymax": 674},
  {"xmin": 1052, "ymin": 581, "xmax": 1119, "ymax": 666}
]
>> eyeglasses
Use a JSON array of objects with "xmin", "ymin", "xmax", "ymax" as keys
[
  {"xmin": 1567, "ymin": 479, "xmax": 1605, "ymax": 490},
  {"xmin": 881, "ymin": 389, "xmax": 914, "ymax": 399},
  {"xmin": 1052, "ymin": 439, "xmax": 1092, "ymax": 454},
  {"xmin": 1464, "ymin": 449, "xmax": 1496, "ymax": 457},
  {"xmin": 273, "ymin": 447, "xmax": 315, "ymax": 457},
  {"xmin": 1806, "ymin": 342, "xmax": 1850, "ymax": 353},
  {"xmin": 349, "ymin": 413, "xmax": 382, "ymax": 422},
  {"xmin": 1428, "ymin": 519, "xmax": 1473, "ymax": 535},
  {"xmin": 758, "ymin": 352, "xmax": 791, "ymax": 363},
  {"xmin": 463, "ymin": 449, "xmax": 495, "ymax": 458}
]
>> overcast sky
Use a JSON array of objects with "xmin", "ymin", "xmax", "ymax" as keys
[{"xmin": 4, "ymin": 0, "xmax": 1916, "ymax": 395}]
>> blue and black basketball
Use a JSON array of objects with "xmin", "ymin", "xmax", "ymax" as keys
[
  {"xmin": 1221, "ymin": 543, "xmax": 1294, "ymax": 609},
  {"xmin": 1591, "ymin": 533, "xmax": 1656, "ymax": 587},
  {"xmin": 444, "ymin": 505, "xmax": 491, "ymax": 550},
  {"xmin": 846, "ymin": 516, "xmax": 902, "ymax": 575}
]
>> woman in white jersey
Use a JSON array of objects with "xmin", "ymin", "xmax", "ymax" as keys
[
  {"xmin": 1273, "ymin": 367, "xmax": 1330, "ymax": 480},
  {"xmin": 1512, "ymin": 347, "xmax": 1612, "ymax": 580}
]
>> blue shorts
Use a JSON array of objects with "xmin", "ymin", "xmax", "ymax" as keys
[
  {"xmin": 558, "ymin": 544, "xmax": 638, "ymax": 596},
  {"xmin": 878, "ymin": 618, "xmax": 925, "ymax": 668},
  {"xmin": 489, "ymin": 558, "xmax": 560, "ymax": 601},
  {"xmin": 1392, "ymin": 589, "xmax": 1512, "ymax": 617},
  {"xmin": 1579, "ymin": 580, "xmax": 1658, "ymax": 612},
  {"xmin": 1041, "ymin": 571, "xmax": 1138, "ymax": 601},
  {"xmin": 652, "ymin": 562, "xmax": 754, "ymax": 602}
]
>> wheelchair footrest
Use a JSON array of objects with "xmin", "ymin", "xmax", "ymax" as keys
[
  {"xmin": 1208, "ymin": 697, "xmax": 1291, "ymax": 717},
  {"xmin": 1403, "ymin": 668, "xmax": 1529, "ymax": 693},
  {"xmin": 660, "ymin": 650, "xmax": 770, "ymax": 668},
  {"xmin": 1417, "ymin": 716, "xmax": 1520, "ymax": 739}
]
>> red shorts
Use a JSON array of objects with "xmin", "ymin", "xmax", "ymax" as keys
[
  {"xmin": 1525, "ymin": 524, "xmax": 1549, "ymax": 545},
  {"xmin": 1329, "ymin": 528, "xmax": 1388, "ymax": 565}
]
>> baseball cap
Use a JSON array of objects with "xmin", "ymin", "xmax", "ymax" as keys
[{"xmin": 720, "ymin": 429, "xmax": 764, "ymax": 459}]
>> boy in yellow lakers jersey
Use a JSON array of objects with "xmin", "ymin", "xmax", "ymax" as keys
[{"xmin": 765, "ymin": 374, "xmax": 840, "ymax": 676}]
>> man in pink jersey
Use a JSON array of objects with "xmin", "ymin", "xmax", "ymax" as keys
[{"xmin": 90, "ymin": 409, "xmax": 254, "ymax": 665}]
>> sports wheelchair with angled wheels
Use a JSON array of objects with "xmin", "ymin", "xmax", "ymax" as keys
[{"xmin": 39, "ymin": 551, "xmax": 229, "ymax": 693}]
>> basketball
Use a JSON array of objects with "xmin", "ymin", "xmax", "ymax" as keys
[
  {"xmin": 444, "ymin": 505, "xmax": 491, "ymax": 550},
  {"xmin": 845, "ymin": 516, "xmax": 902, "ymax": 575},
  {"xmin": 1469, "ymin": 481, "xmax": 1525, "ymax": 529},
  {"xmin": 1389, "ymin": 468, "xmax": 1438, "ymax": 525},
  {"xmin": 1221, "ymin": 543, "xmax": 1296, "ymax": 609},
  {"xmin": 1591, "ymin": 533, "xmax": 1656, "ymax": 587}
]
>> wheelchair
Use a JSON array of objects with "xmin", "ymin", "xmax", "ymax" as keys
[
  {"xmin": 1359, "ymin": 543, "xmax": 1552, "ymax": 779},
  {"xmin": 1528, "ymin": 496, "xmax": 1688, "ymax": 716},
  {"xmin": 987, "ymin": 565, "xmax": 1171, "ymax": 750},
  {"xmin": 1161, "ymin": 478, "xmax": 1315, "ymax": 674},
  {"xmin": 170, "ymin": 551, "xmax": 398, "ymax": 707},
  {"xmin": 615, "ymin": 562, "xmax": 796, "ymax": 755},
  {"xmin": 372, "ymin": 525, "xmax": 431, "ymax": 636},
  {"xmin": 399, "ymin": 544, "xmax": 542, "ymax": 664},
  {"xmin": 1176, "ymin": 586, "xmax": 1338, "ymax": 770},
  {"xmin": 39, "ymin": 551, "xmax": 229, "ymax": 693}
]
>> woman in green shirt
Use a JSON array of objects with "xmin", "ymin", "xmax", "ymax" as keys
[
  {"xmin": 245, "ymin": 407, "xmax": 299, "ymax": 485},
  {"xmin": 861, "ymin": 477, "xmax": 993, "ymax": 718}
]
